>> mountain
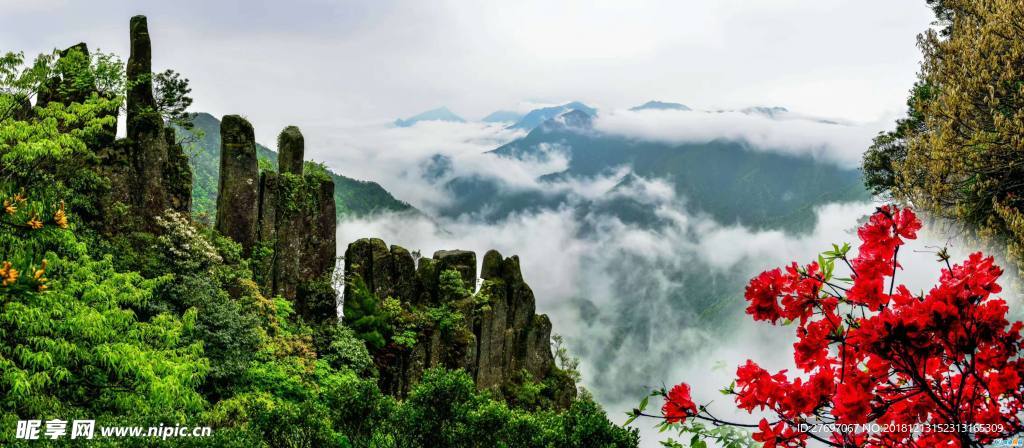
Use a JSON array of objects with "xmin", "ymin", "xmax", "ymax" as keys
[
  {"xmin": 508, "ymin": 101, "xmax": 597, "ymax": 130},
  {"xmin": 182, "ymin": 112, "xmax": 412, "ymax": 221},
  {"xmin": 738, "ymin": 106, "xmax": 789, "ymax": 118},
  {"xmin": 629, "ymin": 100, "xmax": 691, "ymax": 111},
  {"xmin": 394, "ymin": 106, "xmax": 465, "ymax": 127},
  {"xmin": 444, "ymin": 109, "xmax": 868, "ymax": 232},
  {"xmin": 481, "ymin": 110, "xmax": 524, "ymax": 123},
  {"xmin": 431, "ymin": 107, "xmax": 871, "ymax": 402}
]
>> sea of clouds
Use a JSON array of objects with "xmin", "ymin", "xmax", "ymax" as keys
[{"xmin": 305, "ymin": 108, "xmax": 1010, "ymax": 447}]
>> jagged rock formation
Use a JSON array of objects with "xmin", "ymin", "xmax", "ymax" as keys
[
  {"xmin": 47, "ymin": 15, "xmax": 336, "ymax": 319},
  {"xmin": 92, "ymin": 16, "xmax": 192, "ymax": 232},
  {"xmin": 35, "ymin": 17, "xmax": 191, "ymax": 233},
  {"xmin": 214, "ymin": 120, "xmax": 337, "ymax": 319},
  {"xmin": 476, "ymin": 250, "xmax": 557, "ymax": 390},
  {"xmin": 215, "ymin": 115, "xmax": 259, "ymax": 252},
  {"xmin": 343, "ymin": 238, "xmax": 576, "ymax": 407},
  {"xmin": 124, "ymin": 16, "xmax": 192, "ymax": 224}
]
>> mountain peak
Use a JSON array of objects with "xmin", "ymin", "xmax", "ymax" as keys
[
  {"xmin": 508, "ymin": 101, "xmax": 596, "ymax": 131},
  {"xmin": 555, "ymin": 109, "xmax": 593, "ymax": 129},
  {"xmin": 629, "ymin": 101, "xmax": 691, "ymax": 112},
  {"xmin": 533, "ymin": 109, "xmax": 595, "ymax": 134},
  {"xmin": 395, "ymin": 107, "xmax": 466, "ymax": 127}
]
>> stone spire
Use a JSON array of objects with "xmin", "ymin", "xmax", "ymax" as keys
[
  {"xmin": 126, "ymin": 15, "xmax": 159, "ymax": 144},
  {"xmin": 277, "ymin": 126, "xmax": 305, "ymax": 175},
  {"xmin": 215, "ymin": 115, "xmax": 260, "ymax": 254},
  {"xmin": 95, "ymin": 15, "xmax": 190, "ymax": 232},
  {"xmin": 208, "ymin": 121, "xmax": 337, "ymax": 318},
  {"xmin": 254, "ymin": 125, "xmax": 336, "ymax": 317}
]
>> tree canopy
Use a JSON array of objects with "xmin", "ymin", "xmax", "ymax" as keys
[{"xmin": 862, "ymin": 0, "xmax": 1024, "ymax": 272}]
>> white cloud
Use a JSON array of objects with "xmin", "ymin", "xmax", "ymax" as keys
[{"xmin": 593, "ymin": 108, "xmax": 885, "ymax": 168}]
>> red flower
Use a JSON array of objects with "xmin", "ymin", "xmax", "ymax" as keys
[
  {"xmin": 663, "ymin": 206, "xmax": 1024, "ymax": 447},
  {"xmin": 833, "ymin": 370, "xmax": 874, "ymax": 423},
  {"xmin": 745, "ymin": 268, "xmax": 786, "ymax": 322},
  {"xmin": 735, "ymin": 360, "xmax": 789, "ymax": 412},
  {"xmin": 752, "ymin": 418, "xmax": 806, "ymax": 448},
  {"xmin": 661, "ymin": 382, "xmax": 697, "ymax": 424},
  {"xmin": 892, "ymin": 206, "xmax": 922, "ymax": 240}
]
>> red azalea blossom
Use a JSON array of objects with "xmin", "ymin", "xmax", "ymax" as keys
[
  {"xmin": 662, "ymin": 206, "xmax": 1024, "ymax": 447},
  {"xmin": 745, "ymin": 268, "xmax": 787, "ymax": 322},
  {"xmin": 753, "ymin": 418, "xmax": 807, "ymax": 448},
  {"xmin": 661, "ymin": 383, "xmax": 697, "ymax": 423}
]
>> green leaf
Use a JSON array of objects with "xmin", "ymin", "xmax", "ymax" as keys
[{"xmin": 624, "ymin": 414, "xmax": 638, "ymax": 426}]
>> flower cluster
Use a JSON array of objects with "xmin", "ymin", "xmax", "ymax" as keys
[
  {"xmin": 2, "ymin": 193, "xmax": 69, "ymax": 230},
  {"xmin": 661, "ymin": 206, "xmax": 1024, "ymax": 447},
  {"xmin": 0, "ymin": 261, "xmax": 18, "ymax": 287},
  {"xmin": 3, "ymin": 192, "xmax": 25, "ymax": 214},
  {"xmin": 154, "ymin": 209, "xmax": 223, "ymax": 270},
  {"xmin": 661, "ymin": 383, "xmax": 697, "ymax": 424},
  {"xmin": 0, "ymin": 191, "xmax": 67, "ymax": 294},
  {"xmin": 0, "ymin": 259, "xmax": 47, "ymax": 291}
]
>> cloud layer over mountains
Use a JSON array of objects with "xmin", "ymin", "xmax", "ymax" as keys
[
  {"xmin": 313, "ymin": 105, "xmax": 1012, "ymax": 447},
  {"xmin": 593, "ymin": 107, "xmax": 882, "ymax": 168}
]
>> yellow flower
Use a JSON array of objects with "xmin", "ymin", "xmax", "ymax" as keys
[
  {"xmin": 34, "ymin": 260, "xmax": 49, "ymax": 291},
  {"xmin": 3, "ymin": 199, "xmax": 14, "ymax": 215},
  {"xmin": 0, "ymin": 261, "xmax": 18, "ymax": 287},
  {"xmin": 13, "ymin": 193, "xmax": 25, "ymax": 203},
  {"xmin": 33, "ymin": 259, "xmax": 47, "ymax": 281},
  {"xmin": 53, "ymin": 202, "xmax": 68, "ymax": 229},
  {"xmin": 27, "ymin": 216, "xmax": 43, "ymax": 229}
]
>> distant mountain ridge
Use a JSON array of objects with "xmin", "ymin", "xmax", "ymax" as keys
[
  {"xmin": 394, "ymin": 107, "xmax": 465, "ymax": 127},
  {"xmin": 447, "ymin": 107, "xmax": 869, "ymax": 231},
  {"xmin": 182, "ymin": 112, "xmax": 413, "ymax": 221},
  {"xmin": 629, "ymin": 100, "xmax": 691, "ymax": 111}
]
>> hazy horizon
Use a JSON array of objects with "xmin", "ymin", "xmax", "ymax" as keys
[{"xmin": 2, "ymin": 0, "xmax": 934, "ymax": 150}]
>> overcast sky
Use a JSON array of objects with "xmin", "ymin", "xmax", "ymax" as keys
[{"xmin": 2, "ymin": 0, "xmax": 934, "ymax": 146}]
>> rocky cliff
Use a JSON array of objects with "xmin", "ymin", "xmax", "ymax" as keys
[
  {"xmin": 343, "ymin": 238, "xmax": 576, "ymax": 408},
  {"xmin": 214, "ymin": 117, "xmax": 337, "ymax": 320},
  {"xmin": 94, "ymin": 16, "xmax": 192, "ymax": 233},
  {"xmin": 41, "ymin": 16, "xmax": 335, "ymax": 322},
  {"xmin": 29, "ymin": 19, "xmax": 192, "ymax": 234},
  {"xmin": 42, "ymin": 14, "xmax": 575, "ymax": 411}
]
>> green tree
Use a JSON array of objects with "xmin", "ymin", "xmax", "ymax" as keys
[
  {"xmin": 0, "ymin": 255, "xmax": 208, "ymax": 441},
  {"xmin": 153, "ymin": 69, "xmax": 194, "ymax": 130},
  {"xmin": 862, "ymin": 0, "xmax": 1024, "ymax": 272}
]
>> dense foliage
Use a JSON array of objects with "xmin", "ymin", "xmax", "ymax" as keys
[
  {"xmin": 0, "ymin": 42, "xmax": 635, "ymax": 447},
  {"xmin": 640, "ymin": 206, "xmax": 1024, "ymax": 447},
  {"xmin": 862, "ymin": 0, "xmax": 1024, "ymax": 272}
]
